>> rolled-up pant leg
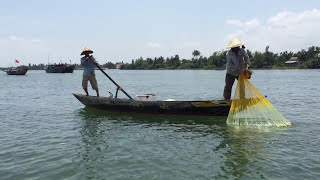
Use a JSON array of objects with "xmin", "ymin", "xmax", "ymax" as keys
[
  {"xmin": 88, "ymin": 74, "xmax": 98, "ymax": 90},
  {"xmin": 82, "ymin": 74, "xmax": 98, "ymax": 90},
  {"xmin": 223, "ymin": 73, "xmax": 237, "ymax": 100},
  {"xmin": 82, "ymin": 75, "xmax": 89, "ymax": 89}
]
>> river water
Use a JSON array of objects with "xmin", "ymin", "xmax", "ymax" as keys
[{"xmin": 1, "ymin": 69, "xmax": 319, "ymax": 179}]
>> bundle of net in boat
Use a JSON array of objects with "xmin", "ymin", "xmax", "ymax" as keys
[{"xmin": 226, "ymin": 73, "xmax": 291, "ymax": 127}]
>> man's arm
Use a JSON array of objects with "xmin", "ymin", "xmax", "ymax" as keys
[
  {"xmin": 90, "ymin": 56, "xmax": 98, "ymax": 65},
  {"xmin": 242, "ymin": 49, "xmax": 250, "ymax": 70},
  {"xmin": 81, "ymin": 57, "xmax": 88, "ymax": 66}
]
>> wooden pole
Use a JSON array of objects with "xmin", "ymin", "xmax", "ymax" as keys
[{"xmin": 92, "ymin": 60, "xmax": 133, "ymax": 99}]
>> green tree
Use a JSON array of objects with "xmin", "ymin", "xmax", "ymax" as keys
[
  {"xmin": 103, "ymin": 62, "xmax": 116, "ymax": 69},
  {"xmin": 192, "ymin": 50, "xmax": 201, "ymax": 59},
  {"xmin": 251, "ymin": 52, "xmax": 265, "ymax": 68},
  {"xmin": 303, "ymin": 58, "xmax": 320, "ymax": 68},
  {"xmin": 111, "ymin": 46, "xmax": 320, "ymax": 70}
]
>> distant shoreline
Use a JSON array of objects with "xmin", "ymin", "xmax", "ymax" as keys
[{"xmin": 1, "ymin": 66, "xmax": 312, "ymax": 71}]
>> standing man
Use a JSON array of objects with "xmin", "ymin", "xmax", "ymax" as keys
[
  {"xmin": 81, "ymin": 48, "xmax": 99, "ymax": 97},
  {"xmin": 223, "ymin": 38, "xmax": 250, "ymax": 100}
]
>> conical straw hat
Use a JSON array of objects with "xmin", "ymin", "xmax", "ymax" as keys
[
  {"xmin": 227, "ymin": 38, "xmax": 244, "ymax": 49},
  {"xmin": 81, "ymin": 48, "xmax": 93, "ymax": 55}
]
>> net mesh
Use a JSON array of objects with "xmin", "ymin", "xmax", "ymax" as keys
[{"xmin": 226, "ymin": 73, "xmax": 291, "ymax": 127}]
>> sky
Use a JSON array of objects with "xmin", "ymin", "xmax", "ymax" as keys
[{"xmin": 0, "ymin": 0, "xmax": 320, "ymax": 66}]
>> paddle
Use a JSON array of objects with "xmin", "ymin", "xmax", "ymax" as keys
[{"xmin": 89, "ymin": 57, "xmax": 133, "ymax": 99}]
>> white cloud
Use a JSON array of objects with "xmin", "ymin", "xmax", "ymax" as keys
[
  {"xmin": 31, "ymin": 39, "xmax": 42, "ymax": 43},
  {"xmin": 226, "ymin": 19, "xmax": 260, "ymax": 32},
  {"xmin": 146, "ymin": 42, "xmax": 161, "ymax": 49},
  {"xmin": 8, "ymin": 35, "xmax": 24, "ymax": 41},
  {"xmin": 226, "ymin": 9, "xmax": 320, "ymax": 52},
  {"xmin": 226, "ymin": 20, "xmax": 242, "ymax": 27}
]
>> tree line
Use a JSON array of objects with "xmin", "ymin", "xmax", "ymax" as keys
[
  {"xmin": 10, "ymin": 46, "xmax": 320, "ymax": 70},
  {"xmin": 26, "ymin": 62, "xmax": 117, "ymax": 70},
  {"xmin": 120, "ymin": 46, "xmax": 320, "ymax": 69}
]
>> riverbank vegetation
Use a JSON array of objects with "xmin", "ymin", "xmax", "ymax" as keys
[
  {"xmin": 3, "ymin": 46, "xmax": 319, "ymax": 70},
  {"xmin": 120, "ymin": 46, "xmax": 320, "ymax": 70}
]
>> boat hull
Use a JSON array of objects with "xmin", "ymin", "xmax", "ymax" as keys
[
  {"xmin": 6, "ymin": 70, "xmax": 28, "ymax": 75},
  {"xmin": 73, "ymin": 93, "xmax": 231, "ymax": 116},
  {"xmin": 45, "ymin": 64, "xmax": 75, "ymax": 73},
  {"xmin": 5, "ymin": 66, "xmax": 28, "ymax": 75},
  {"xmin": 45, "ymin": 65, "xmax": 65, "ymax": 73},
  {"xmin": 65, "ymin": 65, "xmax": 75, "ymax": 73}
]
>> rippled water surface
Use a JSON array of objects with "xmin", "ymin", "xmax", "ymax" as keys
[{"xmin": 1, "ymin": 70, "xmax": 320, "ymax": 179}]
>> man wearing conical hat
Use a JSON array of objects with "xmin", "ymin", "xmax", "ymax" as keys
[
  {"xmin": 81, "ymin": 48, "xmax": 100, "ymax": 97},
  {"xmin": 223, "ymin": 38, "xmax": 250, "ymax": 100}
]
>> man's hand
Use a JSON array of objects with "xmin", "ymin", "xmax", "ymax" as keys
[
  {"xmin": 245, "ymin": 66, "xmax": 249, "ymax": 71},
  {"xmin": 85, "ymin": 56, "xmax": 96, "ymax": 64}
]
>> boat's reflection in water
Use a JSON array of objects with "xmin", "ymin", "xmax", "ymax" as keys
[
  {"xmin": 75, "ymin": 107, "xmax": 229, "ymax": 179},
  {"xmin": 75, "ymin": 107, "xmax": 283, "ymax": 179},
  {"xmin": 76, "ymin": 107, "xmax": 230, "ymax": 137},
  {"xmin": 77, "ymin": 107, "xmax": 227, "ymax": 126}
]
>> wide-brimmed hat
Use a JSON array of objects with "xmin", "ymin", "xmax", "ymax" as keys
[
  {"xmin": 81, "ymin": 48, "xmax": 93, "ymax": 55},
  {"xmin": 227, "ymin": 38, "xmax": 244, "ymax": 49}
]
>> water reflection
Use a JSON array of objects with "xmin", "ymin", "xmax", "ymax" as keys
[
  {"xmin": 74, "ymin": 107, "xmax": 286, "ymax": 179},
  {"xmin": 215, "ymin": 127, "xmax": 285, "ymax": 179},
  {"xmin": 77, "ymin": 107, "xmax": 230, "ymax": 140},
  {"xmin": 75, "ymin": 108, "xmax": 109, "ymax": 179},
  {"xmin": 77, "ymin": 107, "xmax": 227, "ymax": 126},
  {"xmin": 74, "ymin": 107, "xmax": 230, "ymax": 179}
]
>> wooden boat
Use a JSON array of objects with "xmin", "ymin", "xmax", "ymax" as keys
[
  {"xmin": 45, "ymin": 64, "xmax": 65, "ymax": 73},
  {"xmin": 73, "ymin": 93, "xmax": 231, "ymax": 116},
  {"xmin": 45, "ymin": 64, "xmax": 75, "ymax": 73},
  {"xmin": 65, "ymin": 65, "xmax": 75, "ymax": 73},
  {"xmin": 73, "ymin": 63, "xmax": 231, "ymax": 116},
  {"xmin": 4, "ymin": 66, "xmax": 28, "ymax": 75}
]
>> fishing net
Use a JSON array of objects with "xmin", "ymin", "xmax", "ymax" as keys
[{"xmin": 226, "ymin": 73, "xmax": 291, "ymax": 127}]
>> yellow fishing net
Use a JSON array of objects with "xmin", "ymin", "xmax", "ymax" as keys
[{"xmin": 226, "ymin": 73, "xmax": 291, "ymax": 127}]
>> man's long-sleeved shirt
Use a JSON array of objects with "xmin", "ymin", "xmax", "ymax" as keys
[
  {"xmin": 226, "ymin": 48, "xmax": 250, "ymax": 76},
  {"xmin": 81, "ymin": 56, "xmax": 97, "ymax": 76}
]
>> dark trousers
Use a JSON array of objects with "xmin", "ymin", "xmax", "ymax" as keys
[{"xmin": 223, "ymin": 73, "xmax": 238, "ymax": 100}]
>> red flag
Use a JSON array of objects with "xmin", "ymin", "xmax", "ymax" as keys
[{"xmin": 15, "ymin": 60, "xmax": 19, "ymax": 63}]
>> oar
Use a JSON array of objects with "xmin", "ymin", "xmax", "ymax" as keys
[{"xmin": 90, "ymin": 58, "xmax": 133, "ymax": 99}]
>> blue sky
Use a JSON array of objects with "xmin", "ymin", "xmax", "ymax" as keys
[{"xmin": 1, "ymin": 0, "xmax": 320, "ymax": 66}]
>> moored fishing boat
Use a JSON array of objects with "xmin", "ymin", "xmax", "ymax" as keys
[
  {"xmin": 45, "ymin": 64, "xmax": 75, "ymax": 73},
  {"xmin": 4, "ymin": 66, "xmax": 29, "ymax": 75},
  {"xmin": 73, "ymin": 93, "xmax": 231, "ymax": 116},
  {"xmin": 65, "ymin": 64, "xmax": 75, "ymax": 73},
  {"xmin": 45, "ymin": 64, "xmax": 65, "ymax": 73}
]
